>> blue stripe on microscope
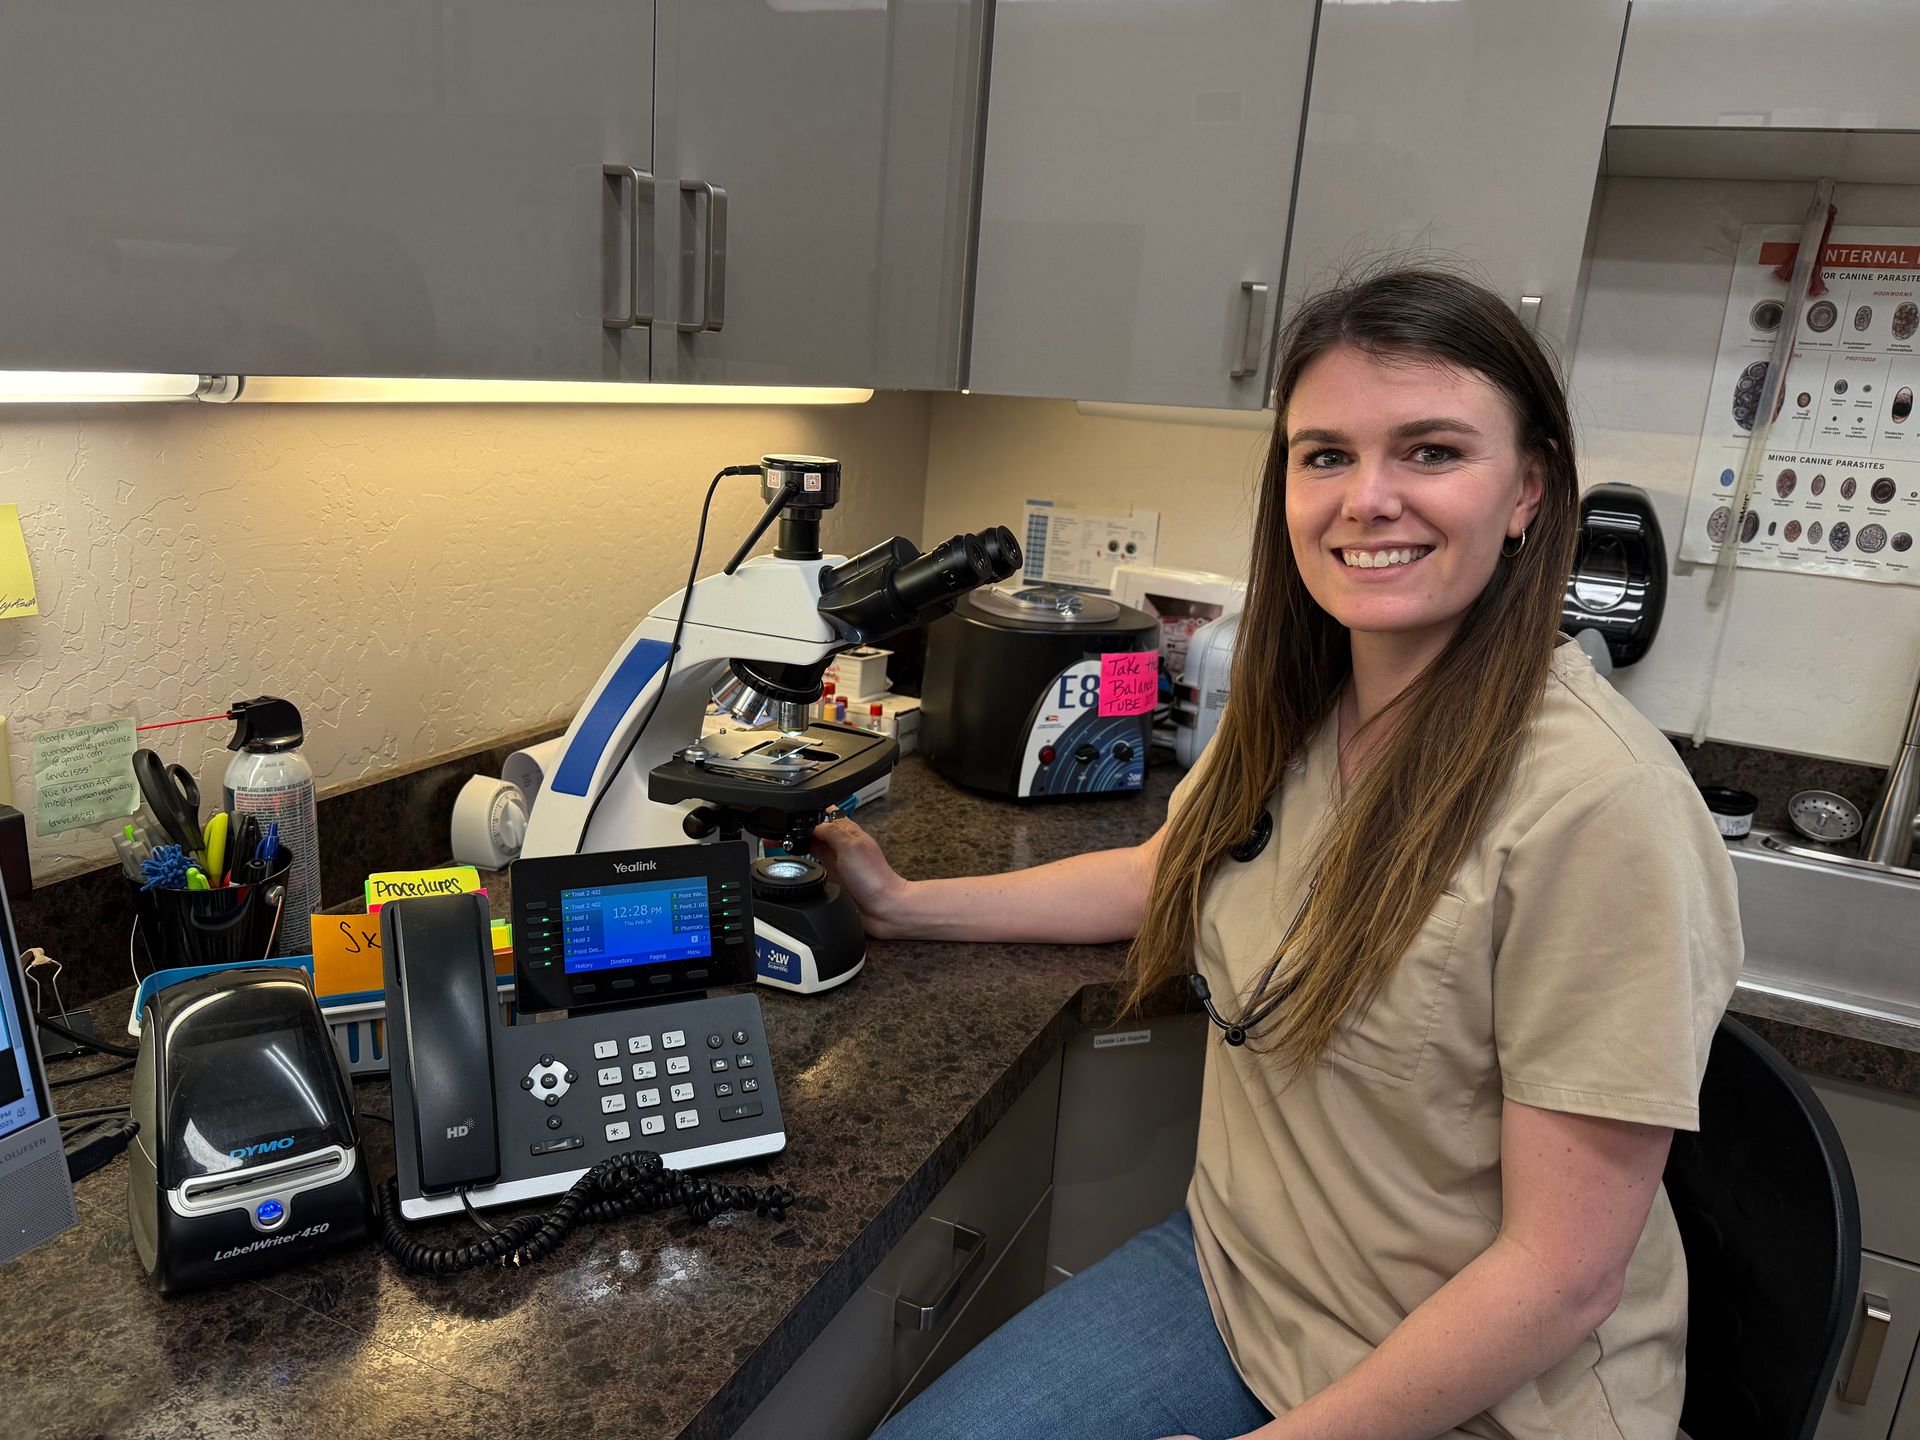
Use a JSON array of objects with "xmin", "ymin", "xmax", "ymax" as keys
[{"xmin": 551, "ymin": 639, "xmax": 675, "ymax": 797}]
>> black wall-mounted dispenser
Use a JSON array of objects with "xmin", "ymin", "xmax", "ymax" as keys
[{"xmin": 1560, "ymin": 484, "xmax": 1667, "ymax": 669}]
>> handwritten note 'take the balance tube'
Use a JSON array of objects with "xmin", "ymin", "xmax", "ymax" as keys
[
  {"xmin": 0, "ymin": 504, "xmax": 39, "ymax": 620},
  {"xmin": 32, "ymin": 717, "xmax": 139, "ymax": 836},
  {"xmin": 1097, "ymin": 651, "xmax": 1158, "ymax": 717}
]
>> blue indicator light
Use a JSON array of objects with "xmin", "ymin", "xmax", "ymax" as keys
[{"xmin": 256, "ymin": 1199, "xmax": 285, "ymax": 1226}]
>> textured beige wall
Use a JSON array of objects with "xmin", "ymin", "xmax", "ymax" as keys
[
  {"xmin": 922, "ymin": 393, "xmax": 1267, "ymax": 578},
  {"xmin": 2, "ymin": 392, "xmax": 930, "ymax": 881}
]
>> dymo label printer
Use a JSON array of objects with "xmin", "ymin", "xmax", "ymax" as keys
[{"xmin": 129, "ymin": 967, "xmax": 372, "ymax": 1294}]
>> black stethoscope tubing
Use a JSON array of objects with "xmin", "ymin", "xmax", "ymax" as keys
[{"xmin": 1190, "ymin": 803, "xmax": 1314, "ymax": 1047}]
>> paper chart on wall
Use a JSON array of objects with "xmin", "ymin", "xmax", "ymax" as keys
[{"xmin": 1680, "ymin": 224, "xmax": 1920, "ymax": 585}]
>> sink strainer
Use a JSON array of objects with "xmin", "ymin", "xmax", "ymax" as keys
[{"xmin": 1787, "ymin": 790, "xmax": 1863, "ymax": 844}]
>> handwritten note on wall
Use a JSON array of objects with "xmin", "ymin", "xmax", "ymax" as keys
[
  {"xmin": 0, "ymin": 505, "xmax": 39, "ymax": 620},
  {"xmin": 33, "ymin": 717, "xmax": 139, "ymax": 835},
  {"xmin": 1097, "ymin": 651, "xmax": 1158, "ymax": 717}
]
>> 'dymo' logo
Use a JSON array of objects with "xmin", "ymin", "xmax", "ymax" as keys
[{"xmin": 229, "ymin": 1136, "xmax": 296, "ymax": 1161}]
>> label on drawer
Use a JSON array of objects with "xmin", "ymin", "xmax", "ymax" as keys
[{"xmin": 1092, "ymin": 1029, "xmax": 1152, "ymax": 1050}]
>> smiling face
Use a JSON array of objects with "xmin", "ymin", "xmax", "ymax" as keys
[{"xmin": 1283, "ymin": 344, "xmax": 1544, "ymax": 658}]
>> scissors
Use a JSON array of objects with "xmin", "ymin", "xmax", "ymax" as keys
[{"xmin": 132, "ymin": 748, "xmax": 204, "ymax": 858}]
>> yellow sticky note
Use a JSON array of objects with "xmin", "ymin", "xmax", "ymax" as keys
[
  {"xmin": 310, "ymin": 909, "xmax": 513, "ymax": 998},
  {"xmin": 364, "ymin": 865, "xmax": 484, "ymax": 911},
  {"xmin": 0, "ymin": 504, "xmax": 38, "ymax": 620}
]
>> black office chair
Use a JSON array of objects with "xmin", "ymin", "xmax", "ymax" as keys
[{"xmin": 1664, "ymin": 1015, "xmax": 1861, "ymax": 1440}]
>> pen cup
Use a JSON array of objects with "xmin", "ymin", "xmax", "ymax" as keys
[{"xmin": 130, "ymin": 850, "xmax": 296, "ymax": 975}]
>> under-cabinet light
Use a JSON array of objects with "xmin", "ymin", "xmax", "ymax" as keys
[
  {"xmin": 232, "ymin": 377, "xmax": 873, "ymax": 406},
  {"xmin": 1075, "ymin": 399, "xmax": 1274, "ymax": 431},
  {"xmin": 0, "ymin": 371, "xmax": 218, "ymax": 404}
]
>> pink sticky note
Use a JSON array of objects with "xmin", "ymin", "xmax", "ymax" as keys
[{"xmin": 1098, "ymin": 651, "xmax": 1158, "ymax": 717}]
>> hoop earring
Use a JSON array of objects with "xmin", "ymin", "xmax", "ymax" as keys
[{"xmin": 1501, "ymin": 529, "xmax": 1528, "ymax": 558}]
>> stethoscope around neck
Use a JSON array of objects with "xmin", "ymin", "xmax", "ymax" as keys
[{"xmin": 1188, "ymin": 808, "xmax": 1315, "ymax": 1047}]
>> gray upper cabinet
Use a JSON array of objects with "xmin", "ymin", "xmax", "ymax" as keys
[
  {"xmin": 1614, "ymin": 0, "xmax": 1920, "ymax": 133},
  {"xmin": 0, "ymin": 2, "xmax": 657, "ymax": 381},
  {"xmin": 1283, "ymin": 0, "xmax": 1628, "ymax": 361},
  {"xmin": 966, "ymin": 0, "xmax": 1317, "ymax": 410},
  {"xmin": 649, "ymin": 0, "xmax": 988, "ymax": 391}
]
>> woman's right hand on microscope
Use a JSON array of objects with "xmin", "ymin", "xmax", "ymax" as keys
[{"xmin": 810, "ymin": 815, "xmax": 916, "ymax": 939}]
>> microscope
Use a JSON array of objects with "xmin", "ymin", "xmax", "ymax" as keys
[{"xmin": 466, "ymin": 455, "xmax": 1022, "ymax": 995}]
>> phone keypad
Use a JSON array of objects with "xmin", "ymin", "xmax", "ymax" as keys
[{"xmin": 522, "ymin": 1000, "xmax": 774, "ymax": 1166}]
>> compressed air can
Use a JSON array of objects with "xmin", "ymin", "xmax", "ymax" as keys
[{"xmin": 222, "ymin": 696, "xmax": 322, "ymax": 958}]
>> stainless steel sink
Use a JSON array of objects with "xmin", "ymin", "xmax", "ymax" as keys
[{"xmin": 1726, "ymin": 829, "xmax": 1920, "ymax": 1027}]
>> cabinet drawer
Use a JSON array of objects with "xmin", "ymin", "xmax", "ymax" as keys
[
  {"xmin": 1805, "ymin": 1075, "xmax": 1920, "ymax": 1265},
  {"xmin": 890, "ymin": 1186, "xmax": 1054, "ymax": 1419},
  {"xmin": 734, "ymin": 1051, "xmax": 1061, "ymax": 1440},
  {"xmin": 1818, "ymin": 1252, "xmax": 1920, "ymax": 1440}
]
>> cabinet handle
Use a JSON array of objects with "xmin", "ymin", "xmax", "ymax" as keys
[
  {"xmin": 1839, "ymin": 1292, "xmax": 1892, "ymax": 1405},
  {"xmin": 677, "ymin": 179, "xmax": 729, "ymax": 334},
  {"xmin": 1230, "ymin": 281, "xmax": 1269, "ymax": 379},
  {"xmin": 602, "ymin": 165, "xmax": 655, "ymax": 330},
  {"xmin": 893, "ymin": 1220, "xmax": 987, "ymax": 1332},
  {"xmin": 1516, "ymin": 294, "xmax": 1544, "ymax": 331}
]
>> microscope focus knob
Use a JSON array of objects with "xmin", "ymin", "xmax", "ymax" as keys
[{"xmin": 683, "ymin": 806, "xmax": 724, "ymax": 840}]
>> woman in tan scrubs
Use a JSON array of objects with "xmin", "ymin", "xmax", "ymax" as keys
[{"xmin": 821, "ymin": 268, "xmax": 1743, "ymax": 1440}]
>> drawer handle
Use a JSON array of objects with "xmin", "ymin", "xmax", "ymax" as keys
[
  {"xmin": 1839, "ymin": 1292, "xmax": 1892, "ymax": 1405},
  {"xmin": 894, "ymin": 1220, "xmax": 987, "ymax": 1332},
  {"xmin": 1230, "ymin": 280, "xmax": 1269, "ymax": 379}
]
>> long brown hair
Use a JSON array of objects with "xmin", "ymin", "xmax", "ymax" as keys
[{"xmin": 1123, "ymin": 268, "xmax": 1580, "ymax": 1068}]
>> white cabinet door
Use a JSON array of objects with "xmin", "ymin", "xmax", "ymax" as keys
[
  {"xmin": 0, "ymin": 1, "xmax": 654, "ymax": 381},
  {"xmin": 1615, "ymin": 0, "xmax": 1920, "ymax": 133},
  {"xmin": 649, "ymin": 0, "xmax": 986, "ymax": 391},
  {"xmin": 967, "ymin": 0, "xmax": 1317, "ymax": 410},
  {"xmin": 1284, "ymin": 0, "xmax": 1627, "ymax": 359}
]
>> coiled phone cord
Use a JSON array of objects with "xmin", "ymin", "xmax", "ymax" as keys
[{"xmin": 377, "ymin": 1149, "xmax": 796, "ymax": 1275}]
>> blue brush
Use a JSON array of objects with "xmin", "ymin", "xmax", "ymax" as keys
[{"xmin": 140, "ymin": 844, "xmax": 193, "ymax": 892}]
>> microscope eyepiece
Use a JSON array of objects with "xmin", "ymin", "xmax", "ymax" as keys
[
  {"xmin": 976, "ymin": 525, "xmax": 1024, "ymax": 582},
  {"xmin": 817, "ymin": 523, "xmax": 1026, "ymax": 644},
  {"xmin": 890, "ymin": 534, "xmax": 993, "ymax": 614}
]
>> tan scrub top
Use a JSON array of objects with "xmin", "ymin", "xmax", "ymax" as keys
[{"xmin": 1176, "ymin": 643, "xmax": 1743, "ymax": 1440}]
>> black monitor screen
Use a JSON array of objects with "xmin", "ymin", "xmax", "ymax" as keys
[{"xmin": 0, "ymin": 904, "xmax": 46, "ymax": 1142}]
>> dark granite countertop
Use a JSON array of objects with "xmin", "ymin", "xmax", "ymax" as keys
[
  {"xmin": 5, "ymin": 759, "xmax": 1180, "ymax": 1440},
  {"xmin": 9, "ymin": 757, "xmax": 1920, "ymax": 1440}
]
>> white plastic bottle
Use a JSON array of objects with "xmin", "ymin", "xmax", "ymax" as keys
[{"xmin": 222, "ymin": 696, "xmax": 322, "ymax": 958}]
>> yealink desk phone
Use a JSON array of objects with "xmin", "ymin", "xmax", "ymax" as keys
[{"xmin": 379, "ymin": 842, "xmax": 791, "ymax": 1256}]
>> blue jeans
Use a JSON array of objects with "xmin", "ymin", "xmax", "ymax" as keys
[{"xmin": 873, "ymin": 1209, "xmax": 1274, "ymax": 1440}]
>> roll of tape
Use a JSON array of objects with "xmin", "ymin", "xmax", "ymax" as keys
[{"xmin": 451, "ymin": 775, "xmax": 529, "ymax": 870}]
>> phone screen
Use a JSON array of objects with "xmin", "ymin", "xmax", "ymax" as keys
[{"xmin": 559, "ymin": 876, "xmax": 713, "ymax": 975}]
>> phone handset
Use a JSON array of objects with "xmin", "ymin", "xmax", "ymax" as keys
[{"xmin": 380, "ymin": 893, "xmax": 501, "ymax": 1196}]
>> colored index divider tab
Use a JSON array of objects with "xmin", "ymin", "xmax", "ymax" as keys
[
  {"xmin": 1097, "ymin": 651, "xmax": 1158, "ymax": 717},
  {"xmin": 311, "ymin": 910, "xmax": 512, "ymax": 998},
  {"xmin": 364, "ymin": 866, "xmax": 484, "ymax": 911},
  {"xmin": 0, "ymin": 504, "xmax": 38, "ymax": 620}
]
